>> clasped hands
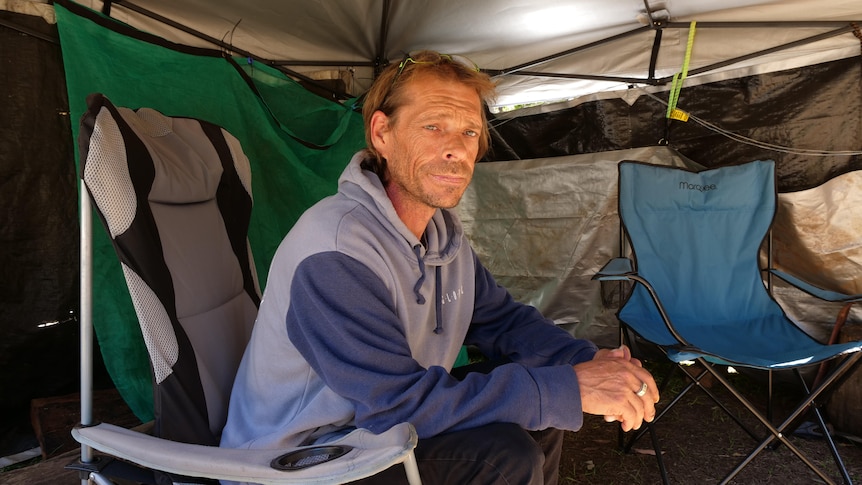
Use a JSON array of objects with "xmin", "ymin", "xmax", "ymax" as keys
[{"xmin": 573, "ymin": 345, "xmax": 659, "ymax": 432}]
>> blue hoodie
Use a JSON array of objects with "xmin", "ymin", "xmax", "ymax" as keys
[{"xmin": 220, "ymin": 151, "xmax": 597, "ymax": 451}]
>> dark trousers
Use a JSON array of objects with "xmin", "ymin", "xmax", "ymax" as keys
[
  {"xmin": 352, "ymin": 358, "xmax": 564, "ymax": 484},
  {"xmin": 351, "ymin": 423, "xmax": 563, "ymax": 485}
]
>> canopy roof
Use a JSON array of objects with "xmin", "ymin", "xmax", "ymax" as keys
[{"xmin": 62, "ymin": 0, "xmax": 862, "ymax": 109}]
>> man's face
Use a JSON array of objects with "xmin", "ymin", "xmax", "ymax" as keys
[{"xmin": 374, "ymin": 73, "xmax": 484, "ymax": 211}]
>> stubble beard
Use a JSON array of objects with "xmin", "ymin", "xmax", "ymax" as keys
[{"xmin": 418, "ymin": 161, "xmax": 473, "ymax": 209}]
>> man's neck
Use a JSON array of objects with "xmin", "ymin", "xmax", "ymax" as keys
[{"xmin": 385, "ymin": 184, "xmax": 435, "ymax": 240}]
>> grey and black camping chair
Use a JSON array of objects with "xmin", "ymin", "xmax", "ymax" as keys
[
  {"xmin": 70, "ymin": 93, "xmax": 421, "ymax": 484},
  {"xmin": 594, "ymin": 159, "xmax": 862, "ymax": 484}
]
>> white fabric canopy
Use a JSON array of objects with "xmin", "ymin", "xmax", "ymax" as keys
[{"xmin": 41, "ymin": 0, "xmax": 862, "ymax": 109}]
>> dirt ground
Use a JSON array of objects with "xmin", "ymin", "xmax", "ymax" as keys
[{"xmin": 558, "ymin": 360, "xmax": 862, "ymax": 485}]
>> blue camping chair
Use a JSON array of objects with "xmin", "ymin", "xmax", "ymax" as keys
[{"xmin": 594, "ymin": 159, "xmax": 862, "ymax": 484}]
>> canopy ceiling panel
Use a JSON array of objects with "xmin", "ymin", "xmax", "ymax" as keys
[{"xmin": 68, "ymin": 0, "xmax": 862, "ymax": 109}]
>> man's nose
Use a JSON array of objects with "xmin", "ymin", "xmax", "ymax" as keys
[{"xmin": 443, "ymin": 134, "xmax": 469, "ymax": 161}]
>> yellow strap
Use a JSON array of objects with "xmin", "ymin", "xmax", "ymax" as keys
[{"xmin": 666, "ymin": 21, "xmax": 697, "ymax": 120}]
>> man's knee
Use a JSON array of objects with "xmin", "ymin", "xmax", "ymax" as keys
[
  {"xmin": 486, "ymin": 423, "xmax": 545, "ymax": 472},
  {"xmin": 352, "ymin": 423, "xmax": 554, "ymax": 485},
  {"xmin": 425, "ymin": 423, "xmax": 546, "ymax": 484}
]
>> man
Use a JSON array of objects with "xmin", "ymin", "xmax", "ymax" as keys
[{"xmin": 221, "ymin": 50, "xmax": 658, "ymax": 484}]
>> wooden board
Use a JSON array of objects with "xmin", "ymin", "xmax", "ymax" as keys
[
  {"xmin": 0, "ymin": 448, "xmax": 83, "ymax": 485},
  {"xmin": 826, "ymin": 323, "xmax": 862, "ymax": 437},
  {"xmin": 30, "ymin": 388, "xmax": 142, "ymax": 459}
]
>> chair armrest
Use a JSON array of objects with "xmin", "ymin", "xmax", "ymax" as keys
[
  {"xmin": 769, "ymin": 269, "xmax": 862, "ymax": 303},
  {"xmin": 593, "ymin": 258, "xmax": 695, "ymax": 348},
  {"xmin": 72, "ymin": 422, "xmax": 418, "ymax": 485},
  {"xmin": 593, "ymin": 257, "xmax": 635, "ymax": 281}
]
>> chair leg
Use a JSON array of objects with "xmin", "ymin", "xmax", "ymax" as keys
[
  {"xmin": 710, "ymin": 353, "xmax": 862, "ymax": 485},
  {"xmin": 621, "ymin": 361, "xmax": 681, "ymax": 452},
  {"xmin": 623, "ymin": 364, "xmax": 682, "ymax": 452},
  {"xmin": 677, "ymin": 365, "xmax": 762, "ymax": 443},
  {"xmin": 798, "ymin": 367, "xmax": 853, "ymax": 485},
  {"xmin": 87, "ymin": 472, "xmax": 115, "ymax": 485},
  {"xmin": 403, "ymin": 450, "xmax": 422, "ymax": 485},
  {"xmin": 646, "ymin": 422, "xmax": 670, "ymax": 485},
  {"xmin": 622, "ymin": 362, "xmax": 729, "ymax": 485},
  {"xmin": 629, "ymin": 363, "xmax": 761, "ymax": 448},
  {"xmin": 811, "ymin": 403, "xmax": 852, "ymax": 485},
  {"xmin": 619, "ymin": 367, "xmax": 675, "ymax": 484},
  {"xmin": 767, "ymin": 369, "xmax": 773, "ymax": 423},
  {"xmin": 619, "ymin": 355, "xmax": 854, "ymax": 483}
]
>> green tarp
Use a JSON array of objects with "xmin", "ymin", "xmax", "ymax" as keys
[{"xmin": 56, "ymin": 1, "xmax": 367, "ymax": 420}]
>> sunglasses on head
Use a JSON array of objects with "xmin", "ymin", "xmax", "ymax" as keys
[
  {"xmin": 391, "ymin": 53, "xmax": 480, "ymax": 82},
  {"xmin": 380, "ymin": 52, "xmax": 480, "ymax": 104},
  {"xmin": 352, "ymin": 52, "xmax": 480, "ymax": 111}
]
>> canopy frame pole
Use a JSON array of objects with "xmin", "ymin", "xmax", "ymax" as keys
[
  {"xmin": 487, "ymin": 22, "xmax": 861, "ymax": 87},
  {"xmin": 108, "ymin": 0, "xmax": 353, "ymax": 99}
]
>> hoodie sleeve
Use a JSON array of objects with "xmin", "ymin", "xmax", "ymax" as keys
[
  {"xmin": 286, "ymin": 251, "xmax": 587, "ymax": 438},
  {"xmin": 466, "ymin": 250, "xmax": 599, "ymax": 367}
]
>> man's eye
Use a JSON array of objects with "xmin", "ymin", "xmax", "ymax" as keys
[
  {"xmin": 424, "ymin": 125, "xmax": 439, "ymax": 131},
  {"xmin": 465, "ymin": 130, "xmax": 478, "ymax": 137}
]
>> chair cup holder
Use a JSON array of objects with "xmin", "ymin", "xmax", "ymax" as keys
[{"xmin": 271, "ymin": 445, "xmax": 353, "ymax": 471}]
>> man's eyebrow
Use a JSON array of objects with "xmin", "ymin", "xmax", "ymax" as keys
[{"xmin": 416, "ymin": 108, "xmax": 482, "ymax": 124}]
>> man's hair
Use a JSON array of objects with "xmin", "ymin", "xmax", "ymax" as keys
[{"xmin": 361, "ymin": 50, "xmax": 497, "ymax": 183}]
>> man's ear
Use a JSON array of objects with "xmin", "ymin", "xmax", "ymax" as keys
[{"xmin": 369, "ymin": 110, "xmax": 391, "ymax": 154}]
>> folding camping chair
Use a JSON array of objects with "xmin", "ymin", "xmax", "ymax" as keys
[
  {"xmin": 69, "ymin": 93, "xmax": 421, "ymax": 484},
  {"xmin": 594, "ymin": 159, "xmax": 862, "ymax": 484}
]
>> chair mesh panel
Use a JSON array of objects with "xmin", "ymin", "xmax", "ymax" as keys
[
  {"xmin": 121, "ymin": 265, "xmax": 178, "ymax": 384},
  {"xmin": 82, "ymin": 109, "xmax": 137, "ymax": 238}
]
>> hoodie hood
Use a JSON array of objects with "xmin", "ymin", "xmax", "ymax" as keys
[{"xmin": 338, "ymin": 151, "xmax": 464, "ymax": 267}]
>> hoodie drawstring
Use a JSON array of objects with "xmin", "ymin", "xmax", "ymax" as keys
[
  {"xmin": 433, "ymin": 266, "xmax": 443, "ymax": 334},
  {"xmin": 412, "ymin": 244, "xmax": 426, "ymax": 305},
  {"xmin": 412, "ymin": 244, "xmax": 444, "ymax": 334}
]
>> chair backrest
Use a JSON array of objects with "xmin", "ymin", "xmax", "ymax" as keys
[
  {"xmin": 617, "ymin": 160, "xmax": 785, "ymax": 348},
  {"xmin": 79, "ymin": 93, "xmax": 260, "ymax": 446}
]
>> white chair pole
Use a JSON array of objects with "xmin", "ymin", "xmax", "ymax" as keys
[
  {"xmin": 403, "ymin": 451, "xmax": 422, "ymax": 485},
  {"xmin": 79, "ymin": 179, "xmax": 95, "ymax": 476}
]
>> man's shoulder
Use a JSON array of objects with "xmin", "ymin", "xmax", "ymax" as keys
[{"xmin": 293, "ymin": 194, "xmax": 379, "ymax": 238}]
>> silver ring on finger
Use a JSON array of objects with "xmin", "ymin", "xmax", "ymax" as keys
[{"xmin": 636, "ymin": 381, "xmax": 648, "ymax": 397}]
